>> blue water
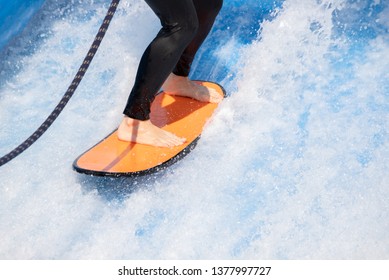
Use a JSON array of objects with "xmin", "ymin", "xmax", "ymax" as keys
[
  {"xmin": 0, "ymin": 0, "xmax": 388, "ymax": 259},
  {"xmin": 0, "ymin": 0, "xmax": 45, "ymax": 50}
]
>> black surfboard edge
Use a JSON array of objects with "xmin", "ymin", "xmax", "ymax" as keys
[
  {"xmin": 72, "ymin": 81, "xmax": 226, "ymax": 177},
  {"xmin": 73, "ymin": 136, "xmax": 200, "ymax": 178}
]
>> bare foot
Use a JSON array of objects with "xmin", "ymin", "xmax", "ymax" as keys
[
  {"xmin": 163, "ymin": 73, "xmax": 223, "ymax": 103},
  {"xmin": 117, "ymin": 117, "xmax": 186, "ymax": 147}
]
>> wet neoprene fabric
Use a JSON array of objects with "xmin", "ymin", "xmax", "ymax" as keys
[{"xmin": 123, "ymin": 0, "xmax": 223, "ymax": 120}]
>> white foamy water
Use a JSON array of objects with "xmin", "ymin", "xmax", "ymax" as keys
[{"xmin": 0, "ymin": 0, "xmax": 388, "ymax": 259}]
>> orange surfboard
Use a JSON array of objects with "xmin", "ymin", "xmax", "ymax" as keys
[{"xmin": 73, "ymin": 81, "xmax": 226, "ymax": 177}]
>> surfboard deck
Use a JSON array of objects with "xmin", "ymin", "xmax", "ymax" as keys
[{"xmin": 73, "ymin": 81, "xmax": 226, "ymax": 177}]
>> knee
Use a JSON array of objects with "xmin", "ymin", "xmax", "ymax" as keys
[
  {"xmin": 177, "ymin": 16, "xmax": 199, "ymax": 44},
  {"xmin": 188, "ymin": 16, "xmax": 200, "ymax": 35},
  {"xmin": 163, "ymin": 16, "xmax": 198, "ymax": 46}
]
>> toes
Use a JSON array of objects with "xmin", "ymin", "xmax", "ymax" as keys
[
  {"xmin": 158, "ymin": 130, "xmax": 186, "ymax": 147},
  {"xmin": 206, "ymin": 88, "xmax": 223, "ymax": 103}
]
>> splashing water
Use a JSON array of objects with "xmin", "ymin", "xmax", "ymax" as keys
[{"xmin": 0, "ymin": 0, "xmax": 388, "ymax": 259}]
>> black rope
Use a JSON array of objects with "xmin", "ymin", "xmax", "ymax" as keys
[{"xmin": 0, "ymin": 0, "xmax": 121, "ymax": 167}]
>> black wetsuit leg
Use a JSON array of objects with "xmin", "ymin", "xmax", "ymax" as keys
[
  {"xmin": 123, "ymin": 0, "xmax": 223, "ymax": 121},
  {"xmin": 173, "ymin": 0, "xmax": 223, "ymax": 77}
]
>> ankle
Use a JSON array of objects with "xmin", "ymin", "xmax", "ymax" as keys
[
  {"xmin": 122, "ymin": 116, "xmax": 142, "ymax": 128},
  {"xmin": 165, "ymin": 73, "xmax": 188, "ymax": 86}
]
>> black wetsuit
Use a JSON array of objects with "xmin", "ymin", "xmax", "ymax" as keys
[{"xmin": 123, "ymin": 0, "xmax": 223, "ymax": 120}]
